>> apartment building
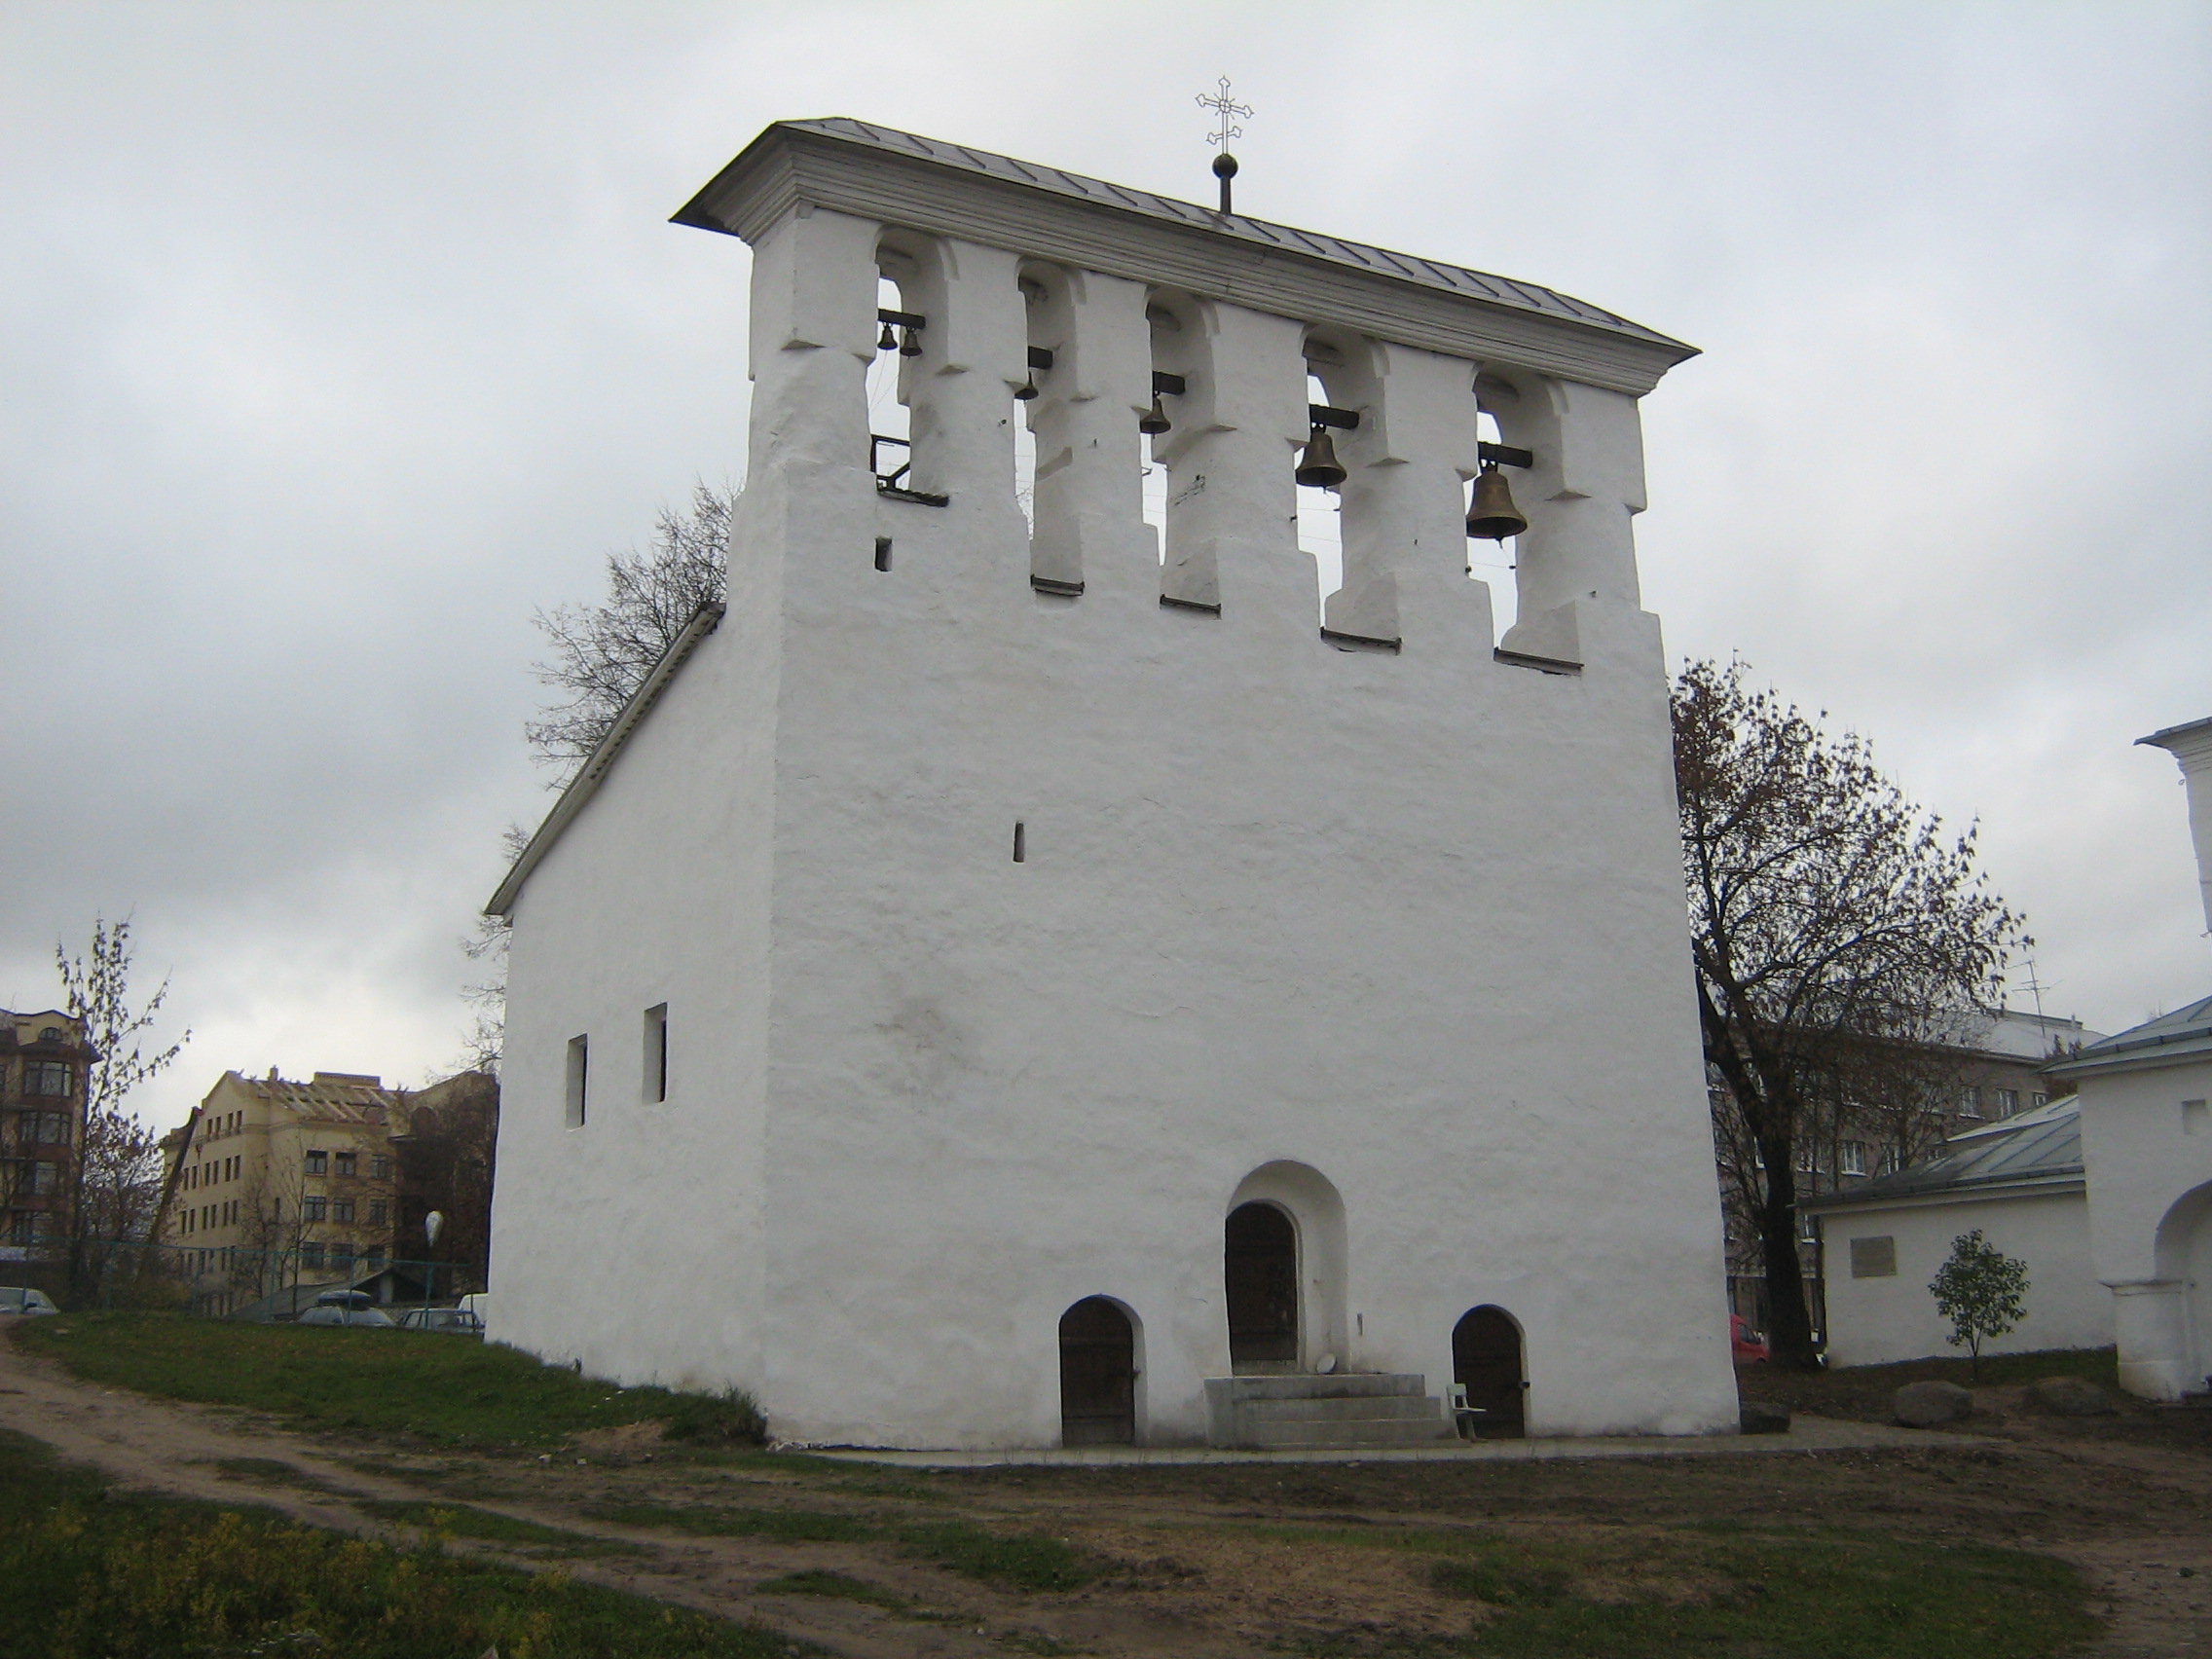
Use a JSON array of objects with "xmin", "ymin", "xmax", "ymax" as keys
[{"xmin": 0, "ymin": 1010, "xmax": 94, "ymax": 1255}]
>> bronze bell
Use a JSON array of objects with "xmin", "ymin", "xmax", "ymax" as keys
[
  {"xmin": 877, "ymin": 320, "xmax": 899, "ymax": 351},
  {"xmin": 1014, "ymin": 372, "xmax": 1039, "ymax": 402},
  {"xmin": 899, "ymin": 325, "xmax": 923, "ymax": 357},
  {"xmin": 1465, "ymin": 463, "xmax": 1528, "ymax": 540},
  {"xmin": 1137, "ymin": 393, "xmax": 1171, "ymax": 435},
  {"xmin": 1295, "ymin": 426, "xmax": 1346, "ymax": 489}
]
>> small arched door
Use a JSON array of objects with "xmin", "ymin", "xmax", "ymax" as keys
[
  {"xmin": 1453, "ymin": 1306, "xmax": 1526, "ymax": 1439},
  {"xmin": 1059, "ymin": 1298, "xmax": 1136, "ymax": 1446},
  {"xmin": 1226, "ymin": 1201, "xmax": 1300, "ymax": 1370}
]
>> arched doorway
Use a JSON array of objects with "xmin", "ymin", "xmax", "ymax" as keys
[
  {"xmin": 1058, "ymin": 1298, "xmax": 1136, "ymax": 1446},
  {"xmin": 1453, "ymin": 1306, "xmax": 1526, "ymax": 1439},
  {"xmin": 1226, "ymin": 1201, "xmax": 1300, "ymax": 1371}
]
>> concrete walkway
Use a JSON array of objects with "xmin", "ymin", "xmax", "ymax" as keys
[{"xmin": 809, "ymin": 1412, "xmax": 1971, "ymax": 1468}]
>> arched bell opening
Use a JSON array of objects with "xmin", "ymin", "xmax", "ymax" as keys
[
  {"xmin": 1452, "ymin": 1305, "xmax": 1528, "ymax": 1439},
  {"xmin": 1225, "ymin": 1200, "xmax": 1301, "ymax": 1373},
  {"xmin": 1058, "ymin": 1296, "xmax": 1137, "ymax": 1446}
]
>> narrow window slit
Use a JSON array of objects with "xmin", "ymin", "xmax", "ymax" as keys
[
  {"xmin": 1013, "ymin": 821, "xmax": 1027, "ymax": 863},
  {"xmin": 874, "ymin": 536, "xmax": 893, "ymax": 572}
]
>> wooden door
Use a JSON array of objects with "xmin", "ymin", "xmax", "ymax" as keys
[
  {"xmin": 1059, "ymin": 1297, "xmax": 1135, "ymax": 1446},
  {"xmin": 1225, "ymin": 1201, "xmax": 1299, "ymax": 1368},
  {"xmin": 1453, "ymin": 1306, "xmax": 1526, "ymax": 1438}
]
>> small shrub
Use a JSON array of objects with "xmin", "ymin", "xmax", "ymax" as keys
[
  {"xmin": 657, "ymin": 1385, "xmax": 767, "ymax": 1447},
  {"xmin": 1931, "ymin": 1230, "xmax": 2031, "ymax": 1382}
]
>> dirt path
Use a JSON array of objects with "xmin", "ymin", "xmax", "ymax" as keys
[
  {"xmin": 10, "ymin": 1327, "xmax": 2212, "ymax": 1656},
  {"xmin": 0, "ymin": 1330, "xmax": 1247, "ymax": 1657}
]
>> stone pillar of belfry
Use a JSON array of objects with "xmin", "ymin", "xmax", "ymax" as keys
[
  {"xmin": 1024, "ymin": 269, "xmax": 1154, "ymax": 605},
  {"xmin": 1325, "ymin": 341, "xmax": 1492, "ymax": 656},
  {"xmin": 1153, "ymin": 300, "xmax": 1313, "ymax": 639},
  {"xmin": 744, "ymin": 206, "xmax": 878, "ymax": 487},
  {"xmin": 896, "ymin": 237, "xmax": 1027, "ymax": 529},
  {"xmin": 1495, "ymin": 376, "xmax": 1648, "ymax": 668}
]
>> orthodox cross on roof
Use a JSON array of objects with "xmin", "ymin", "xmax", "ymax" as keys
[{"xmin": 1196, "ymin": 76, "xmax": 1251, "ymax": 213}]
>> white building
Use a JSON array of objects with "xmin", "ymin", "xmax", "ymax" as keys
[
  {"xmin": 1809, "ymin": 717, "xmax": 2212, "ymax": 1392},
  {"xmin": 485, "ymin": 119, "xmax": 1741, "ymax": 1449},
  {"xmin": 1804, "ymin": 1096, "xmax": 2114, "ymax": 1367},
  {"xmin": 2061, "ymin": 716, "xmax": 2212, "ymax": 1400}
]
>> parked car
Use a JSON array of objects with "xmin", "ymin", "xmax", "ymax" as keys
[
  {"xmin": 0, "ymin": 1286, "xmax": 58, "ymax": 1317},
  {"xmin": 1731, "ymin": 1313, "xmax": 1770, "ymax": 1363},
  {"xmin": 395, "ymin": 1308, "xmax": 484, "ymax": 1336},
  {"xmin": 296, "ymin": 1290, "xmax": 394, "ymax": 1328}
]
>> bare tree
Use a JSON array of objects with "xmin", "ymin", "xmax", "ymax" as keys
[
  {"xmin": 1674, "ymin": 659, "xmax": 2024, "ymax": 1370},
  {"xmin": 55, "ymin": 917, "xmax": 190, "ymax": 1304},
  {"xmin": 525, "ymin": 481, "xmax": 734, "ymax": 776}
]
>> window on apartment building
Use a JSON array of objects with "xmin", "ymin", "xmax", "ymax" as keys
[
  {"xmin": 369, "ymin": 1199, "xmax": 387, "ymax": 1226},
  {"xmin": 364, "ymin": 1245, "xmax": 386, "ymax": 1269},
  {"xmin": 644, "ymin": 1004, "xmax": 670, "ymax": 1103},
  {"xmin": 1997, "ymin": 1088, "xmax": 2019, "ymax": 1116},
  {"xmin": 1841, "ymin": 1141, "xmax": 1869, "ymax": 1177},
  {"xmin": 24, "ymin": 1061, "xmax": 69, "ymax": 1097},
  {"xmin": 1959, "ymin": 1087, "xmax": 1983, "ymax": 1120},
  {"xmin": 2033, "ymin": 1092, "xmax": 2048, "ymax": 1110},
  {"xmin": 301, "ymin": 1242, "xmax": 325, "ymax": 1270},
  {"xmin": 566, "ymin": 1035, "xmax": 589, "ymax": 1127},
  {"xmin": 370, "ymin": 1154, "xmax": 390, "ymax": 1181},
  {"xmin": 330, "ymin": 1245, "xmax": 354, "ymax": 1272},
  {"xmin": 16, "ymin": 1112, "xmax": 66, "ymax": 1147},
  {"xmin": 334, "ymin": 1151, "xmax": 356, "ymax": 1178},
  {"xmin": 331, "ymin": 1198, "xmax": 355, "ymax": 1224},
  {"xmin": 28, "ymin": 1161, "xmax": 56, "ymax": 1197},
  {"xmin": 305, "ymin": 1150, "xmax": 328, "ymax": 1175},
  {"xmin": 303, "ymin": 1196, "xmax": 328, "ymax": 1222},
  {"xmin": 1880, "ymin": 1144, "xmax": 1902, "ymax": 1174}
]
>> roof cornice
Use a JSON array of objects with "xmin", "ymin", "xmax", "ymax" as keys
[
  {"xmin": 488, "ymin": 601, "xmax": 726, "ymax": 918},
  {"xmin": 1802, "ymin": 1173, "xmax": 2085, "ymax": 1214},
  {"xmin": 673, "ymin": 120, "xmax": 1697, "ymax": 398}
]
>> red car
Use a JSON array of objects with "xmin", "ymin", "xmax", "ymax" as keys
[{"xmin": 1731, "ymin": 1313, "xmax": 1770, "ymax": 1363}]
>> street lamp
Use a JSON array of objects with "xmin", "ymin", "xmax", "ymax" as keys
[{"xmin": 423, "ymin": 1209, "xmax": 444, "ymax": 1313}]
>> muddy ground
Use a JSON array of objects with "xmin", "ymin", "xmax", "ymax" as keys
[{"xmin": 5, "ymin": 1332, "xmax": 2211, "ymax": 1657}]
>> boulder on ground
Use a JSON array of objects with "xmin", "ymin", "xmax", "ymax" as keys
[
  {"xmin": 1739, "ymin": 1400, "xmax": 1791, "ymax": 1435},
  {"xmin": 2024, "ymin": 1376, "xmax": 2116, "ymax": 1417},
  {"xmin": 1895, "ymin": 1380, "xmax": 1973, "ymax": 1427}
]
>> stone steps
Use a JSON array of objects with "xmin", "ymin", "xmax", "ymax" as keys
[{"xmin": 1204, "ymin": 1373, "xmax": 1454, "ymax": 1449}]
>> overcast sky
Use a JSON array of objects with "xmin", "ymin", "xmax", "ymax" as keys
[{"xmin": 3, "ymin": 1, "xmax": 2206, "ymax": 1134}]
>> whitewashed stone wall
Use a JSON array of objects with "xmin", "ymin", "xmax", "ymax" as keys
[
  {"xmin": 1817, "ymin": 1191, "xmax": 2111, "ymax": 1368},
  {"xmin": 489, "ymin": 134, "xmax": 1741, "ymax": 1446}
]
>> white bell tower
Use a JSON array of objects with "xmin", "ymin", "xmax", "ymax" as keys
[{"xmin": 487, "ymin": 119, "xmax": 1742, "ymax": 1449}]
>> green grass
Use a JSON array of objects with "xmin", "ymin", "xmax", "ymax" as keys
[
  {"xmin": 355, "ymin": 1498, "xmax": 644, "ymax": 1557},
  {"xmin": 892, "ymin": 1520, "xmax": 1110, "ymax": 1592},
  {"xmin": 1242, "ymin": 1520, "xmax": 2094, "ymax": 1659},
  {"xmin": 583, "ymin": 1504, "xmax": 1108, "ymax": 1593},
  {"xmin": 209, "ymin": 1456, "xmax": 334, "ymax": 1490},
  {"xmin": 583, "ymin": 1500, "xmax": 872, "ymax": 1544},
  {"xmin": 0, "ymin": 1428, "xmax": 811, "ymax": 1659},
  {"xmin": 18, "ymin": 1311, "xmax": 763, "ymax": 1450},
  {"xmin": 753, "ymin": 1568, "xmax": 912, "ymax": 1607}
]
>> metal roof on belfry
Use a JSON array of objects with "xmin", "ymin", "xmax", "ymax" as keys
[{"xmin": 673, "ymin": 118, "xmax": 1695, "ymax": 360}]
